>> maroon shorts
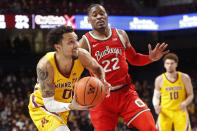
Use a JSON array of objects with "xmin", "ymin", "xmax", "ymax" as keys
[{"xmin": 89, "ymin": 84, "xmax": 150, "ymax": 130}]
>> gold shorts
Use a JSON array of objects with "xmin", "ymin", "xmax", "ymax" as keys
[{"xmin": 157, "ymin": 108, "xmax": 191, "ymax": 131}]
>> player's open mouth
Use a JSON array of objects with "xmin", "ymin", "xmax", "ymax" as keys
[{"xmin": 96, "ymin": 20, "xmax": 104, "ymax": 25}]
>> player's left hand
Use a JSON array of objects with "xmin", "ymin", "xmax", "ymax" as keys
[
  {"xmin": 179, "ymin": 102, "xmax": 187, "ymax": 112},
  {"xmin": 70, "ymin": 95, "xmax": 94, "ymax": 110},
  {"xmin": 148, "ymin": 43, "xmax": 169, "ymax": 62}
]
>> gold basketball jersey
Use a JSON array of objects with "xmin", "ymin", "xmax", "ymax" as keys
[
  {"xmin": 29, "ymin": 52, "xmax": 84, "ymax": 124},
  {"xmin": 160, "ymin": 72, "xmax": 186, "ymax": 110}
]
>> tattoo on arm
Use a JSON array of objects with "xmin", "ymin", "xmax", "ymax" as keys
[
  {"xmin": 37, "ymin": 67, "xmax": 54, "ymax": 97},
  {"xmin": 45, "ymin": 91, "xmax": 54, "ymax": 97},
  {"xmin": 41, "ymin": 83, "xmax": 55, "ymax": 97},
  {"xmin": 37, "ymin": 68, "xmax": 48, "ymax": 80}
]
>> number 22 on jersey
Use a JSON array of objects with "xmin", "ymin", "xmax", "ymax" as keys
[{"xmin": 102, "ymin": 57, "xmax": 120, "ymax": 72}]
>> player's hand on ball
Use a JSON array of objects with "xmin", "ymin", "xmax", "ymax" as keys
[
  {"xmin": 69, "ymin": 95, "xmax": 93, "ymax": 110},
  {"xmin": 101, "ymin": 79, "xmax": 111, "ymax": 98}
]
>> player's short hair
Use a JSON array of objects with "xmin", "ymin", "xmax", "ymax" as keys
[
  {"xmin": 163, "ymin": 53, "xmax": 179, "ymax": 63},
  {"xmin": 47, "ymin": 25, "xmax": 74, "ymax": 48},
  {"xmin": 87, "ymin": 3, "xmax": 107, "ymax": 16}
]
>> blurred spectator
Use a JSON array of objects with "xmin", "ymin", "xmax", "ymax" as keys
[{"xmin": 189, "ymin": 0, "xmax": 197, "ymax": 12}]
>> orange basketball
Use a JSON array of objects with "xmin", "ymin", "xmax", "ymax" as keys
[{"xmin": 74, "ymin": 76, "xmax": 106, "ymax": 107}]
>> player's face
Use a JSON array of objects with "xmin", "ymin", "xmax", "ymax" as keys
[
  {"xmin": 58, "ymin": 32, "xmax": 79, "ymax": 58},
  {"xmin": 164, "ymin": 59, "xmax": 177, "ymax": 73},
  {"xmin": 88, "ymin": 5, "xmax": 108, "ymax": 30}
]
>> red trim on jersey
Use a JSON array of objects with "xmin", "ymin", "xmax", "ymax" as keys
[
  {"xmin": 125, "ymin": 46, "xmax": 152, "ymax": 66},
  {"xmin": 40, "ymin": 106, "xmax": 60, "ymax": 117},
  {"xmin": 32, "ymin": 95, "xmax": 39, "ymax": 108}
]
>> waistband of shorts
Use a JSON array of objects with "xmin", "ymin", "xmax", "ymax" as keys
[{"xmin": 110, "ymin": 84, "xmax": 128, "ymax": 92}]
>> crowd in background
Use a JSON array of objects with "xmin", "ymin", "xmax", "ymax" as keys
[
  {"xmin": 0, "ymin": 0, "xmax": 197, "ymax": 16},
  {"xmin": 0, "ymin": 0, "xmax": 137, "ymax": 15},
  {"xmin": 0, "ymin": 67, "xmax": 196, "ymax": 131},
  {"xmin": 0, "ymin": 0, "xmax": 197, "ymax": 130}
]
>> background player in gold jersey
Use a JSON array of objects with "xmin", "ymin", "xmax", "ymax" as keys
[
  {"xmin": 152, "ymin": 53, "xmax": 194, "ymax": 131},
  {"xmin": 28, "ymin": 25, "xmax": 110, "ymax": 131}
]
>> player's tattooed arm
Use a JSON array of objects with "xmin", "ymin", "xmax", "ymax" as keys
[{"xmin": 37, "ymin": 58, "xmax": 55, "ymax": 98}]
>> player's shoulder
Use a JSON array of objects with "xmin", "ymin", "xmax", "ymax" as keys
[
  {"xmin": 37, "ymin": 54, "xmax": 53, "ymax": 71},
  {"xmin": 155, "ymin": 74, "xmax": 163, "ymax": 81},
  {"xmin": 116, "ymin": 29, "xmax": 126, "ymax": 35},
  {"xmin": 80, "ymin": 31, "xmax": 90, "ymax": 40},
  {"xmin": 154, "ymin": 74, "xmax": 163, "ymax": 88},
  {"xmin": 78, "ymin": 48, "xmax": 89, "ymax": 54},
  {"xmin": 180, "ymin": 72, "xmax": 190, "ymax": 80},
  {"xmin": 79, "ymin": 35, "xmax": 87, "ymax": 43},
  {"xmin": 79, "ymin": 35, "xmax": 89, "ymax": 51},
  {"xmin": 78, "ymin": 48, "xmax": 91, "ymax": 59}
]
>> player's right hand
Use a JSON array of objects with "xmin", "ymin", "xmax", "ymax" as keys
[
  {"xmin": 154, "ymin": 105, "xmax": 162, "ymax": 115},
  {"xmin": 69, "ymin": 95, "xmax": 93, "ymax": 110},
  {"xmin": 100, "ymin": 79, "xmax": 111, "ymax": 98}
]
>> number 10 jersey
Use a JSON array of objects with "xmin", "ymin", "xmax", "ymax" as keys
[{"xmin": 160, "ymin": 71, "xmax": 186, "ymax": 110}]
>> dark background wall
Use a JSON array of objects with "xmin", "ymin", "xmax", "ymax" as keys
[{"xmin": 0, "ymin": 28, "xmax": 197, "ymax": 83}]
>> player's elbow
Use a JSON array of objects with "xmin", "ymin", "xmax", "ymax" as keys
[{"xmin": 190, "ymin": 93, "xmax": 194, "ymax": 101}]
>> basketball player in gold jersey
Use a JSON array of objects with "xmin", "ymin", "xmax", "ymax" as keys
[
  {"xmin": 28, "ymin": 25, "xmax": 110, "ymax": 131},
  {"xmin": 153, "ymin": 53, "xmax": 194, "ymax": 131}
]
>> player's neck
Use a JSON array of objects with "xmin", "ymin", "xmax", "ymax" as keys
[
  {"xmin": 55, "ymin": 53, "xmax": 73, "ymax": 75},
  {"xmin": 92, "ymin": 27, "xmax": 110, "ymax": 38},
  {"xmin": 165, "ymin": 71, "xmax": 177, "ymax": 78}
]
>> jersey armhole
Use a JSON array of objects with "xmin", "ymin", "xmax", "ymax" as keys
[
  {"xmin": 83, "ymin": 35, "xmax": 92, "ymax": 55},
  {"xmin": 159, "ymin": 74, "xmax": 165, "ymax": 89},
  {"xmin": 115, "ymin": 29, "xmax": 126, "ymax": 49}
]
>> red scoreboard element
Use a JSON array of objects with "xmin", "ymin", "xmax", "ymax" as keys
[
  {"xmin": 0, "ymin": 14, "xmax": 32, "ymax": 29},
  {"xmin": 0, "ymin": 14, "xmax": 76, "ymax": 29}
]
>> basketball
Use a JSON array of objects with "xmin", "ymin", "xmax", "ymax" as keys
[{"xmin": 74, "ymin": 76, "xmax": 106, "ymax": 107}]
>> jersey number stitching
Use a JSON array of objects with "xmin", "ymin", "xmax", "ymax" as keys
[
  {"xmin": 101, "ymin": 58, "xmax": 120, "ymax": 72},
  {"xmin": 170, "ymin": 91, "xmax": 179, "ymax": 100},
  {"xmin": 62, "ymin": 89, "xmax": 72, "ymax": 99}
]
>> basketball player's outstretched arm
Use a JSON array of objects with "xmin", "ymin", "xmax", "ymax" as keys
[
  {"xmin": 78, "ymin": 48, "xmax": 111, "ymax": 90},
  {"xmin": 37, "ymin": 57, "xmax": 92, "ymax": 112},
  {"xmin": 180, "ymin": 73, "xmax": 194, "ymax": 111},
  {"xmin": 117, "ymin": 29, "xmax": 169, "ymax": 65}
]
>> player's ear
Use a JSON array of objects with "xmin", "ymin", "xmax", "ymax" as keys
[
  {"xmin": 176, "ymin": 63, "xmax": 178, "ymax": 68},
  {"xmin": 54, "ymin": 44, "xmax": 61, "ymax": 51},
  {"xmin": 88, "ymin": 17, "xmax": 91, "ymax": 23}
]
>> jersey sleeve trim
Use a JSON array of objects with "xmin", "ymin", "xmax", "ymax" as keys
[
  {"xmin": 83, "ymin": 35, "xmax": 92, "ymax": 55},
  {"xmin": 115, "ymin": 29, "xmax": 126, "ymax": 49}
]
